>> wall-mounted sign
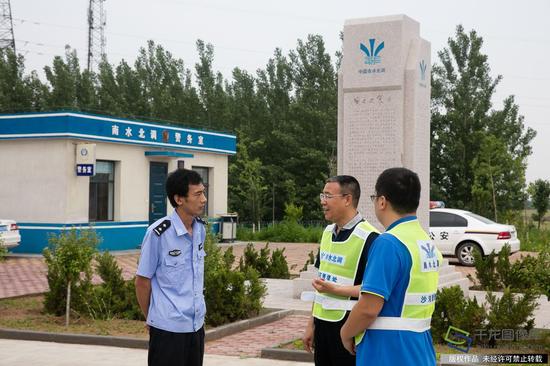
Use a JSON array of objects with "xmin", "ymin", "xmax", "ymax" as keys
[{"xmin": 76, "ymin": 143, "xmax": 96, "ymax": 176}]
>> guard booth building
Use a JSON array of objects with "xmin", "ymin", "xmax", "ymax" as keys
[{"xmin": 0, "ymin": 111, "xmax": 236, "ymax": 253}]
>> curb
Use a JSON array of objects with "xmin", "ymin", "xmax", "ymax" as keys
[
  {"xmin": 0, "ymin": 328, "xmax": 148, "ymax": 349},
  {"xmin": 261, "ymin": 347, "xmax": 314, "ymax": 363},
  {"xmin": 0, "ymin": 308, "xmax": 294, "ymax": 349},
  {"xmin": 205, "ymin": 308, "xmax": 293, "ymax": 342}
]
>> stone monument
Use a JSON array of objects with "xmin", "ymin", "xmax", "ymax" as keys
[
  {"xmin": 294, "ymin": 15, "xmax": 469, "ymax": 300},
  {"xmin": 338, "ymin": 14, "xmax": 431, "ymax": 230}
]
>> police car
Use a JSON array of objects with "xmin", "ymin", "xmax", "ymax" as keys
[
  {"xmin": 0, "ymin": 219, "xmax": 21, "ymax": 249},
  {"xmin": 429, "ymin": 208, "xmax": 520, "ymax": 266}
]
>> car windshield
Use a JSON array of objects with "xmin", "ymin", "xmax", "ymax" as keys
[{"xmin": 464, "ymin": 212, "xmax": 496, "ymax": 225}]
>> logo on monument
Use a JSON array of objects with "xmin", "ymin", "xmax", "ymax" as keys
[
  {"xmin": 360, "ymin": 39, "xmax": 384, "ymax": 65},
  {"xmin": 419, "ymin": 60, "xmax": 427, "ymax": 81}
]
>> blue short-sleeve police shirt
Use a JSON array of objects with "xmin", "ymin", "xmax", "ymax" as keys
[{"xmin": 136, "ymin": 210, "xmax": 207, "ymax": 333}]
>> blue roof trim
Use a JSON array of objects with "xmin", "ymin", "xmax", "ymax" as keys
[
  {"xmin": 18, "ymin": 221, "xmax": 149, "ymax": 228},
  {"xmin": 145, "ymin": 151, "xmax": 194, "ymax": 158},
  {"xmin": 0, "ymin": 112, "xmax": 237, "ymax": 155}
]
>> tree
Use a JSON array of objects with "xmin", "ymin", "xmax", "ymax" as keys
[
  {"xmin": 431, "ymin": 25, "xmax": 535, "ymax": 215},
  {"xmin": 43, "ymin": 229, "xmax": 98, "ymax": 326},
  {"xmin": 228, "ymin": 140, "xmax": 267, "ymax": 227},
  {"xmin": 0, "ymin": 48, "xmax": 48, "ymax": 112},
  {"xmin": 528, "ymin": 180, "xmax": 550, "ymax": 229},
  {"xmin": 471, "ymin": 135, "xmax": 520, "ymax": 221},
  {"xmin": 287, "ymin": 34, "xmax": 337, "ymax": 219},
  {"xmin": 44, "ymin": 47, "xmax": 83, "ymax": 110}
]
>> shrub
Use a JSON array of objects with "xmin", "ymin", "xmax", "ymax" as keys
[
  {"xmin": 239, "ymin": 243, "xmax": 290, "ymax": 279},
  {"xmin": 284, "ymin": 203, "xmax": 303, "ymax": 222},
  {"xmin": 0, "ymin": 239, "xmax": 7, "ymax": 261},
  {"xmin": 236, "ymin": 222, "xmax": 323, "ymax": 243},
  {"xmin": 516, "ymin": 222, "xmax": 550, "ymax": 252},
  {"xmin": 204, "ymin": 229, "xmax": 266, "ymax": 327},
  {"xmin": 432, "ymin": 285, "xmax": 539, "ymax": 347},
  {"xmin": 268, "ymin": 248, "xmax": 290, "ymax": 279},
  {"xmin": 85, "ymin": 251, "xmax": 142, "ymax": 320},
  {"xmin": 236, "ymin": 226, "xmax": 254, "ymax": 241},
  {"xmin": 431, "ymin": 286, "xmax": 486, "ymax": 343},
  {"xmin": 301, "ymin": 250, "xmax": 316, "ymax": 272},
  {"xmin": 472, "ymin": 244, "xmax": 550, "ymax": 299},
  {"xmin": 484, "ymin": 288, "xmax": 537, "ymax": 345},
  {"xmin": 239, "ymin": 243, "xmax": 270, "ymax": 276},
  {"xmin": 471, "ymin": 248, "xmax": 499, "ymax": 290},
  {"xmin": 43, "ymin": 229, "xmax": 98, "ymax": 324},
  {"xmin": 534, "ymin": 249, "xmax": 550, "ymax": 300}
]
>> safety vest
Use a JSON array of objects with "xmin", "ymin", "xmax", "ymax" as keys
[
  {"xmin": 366, "ymin": 218, "xmax": 442, "ymax": 334},
  {"xmin": 310, "ymin": 221, "xmax": 379, "ymax": 322}
]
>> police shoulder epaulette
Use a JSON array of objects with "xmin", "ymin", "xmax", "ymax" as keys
[
  {"xmin": 153, "ymin": 220, "xmax": 171, "ymax": 236},
  {"xmin": 195, "ymin": 216, "xmax": 206, "ymax": 225}
]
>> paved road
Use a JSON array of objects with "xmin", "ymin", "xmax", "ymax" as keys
[{"xmin": 0, "ymin": 339, "xmax": 312, "ymax": 366}]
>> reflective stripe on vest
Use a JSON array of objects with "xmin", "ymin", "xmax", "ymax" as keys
[
  {"xmin": 312, "ymin": 221, "xmax": 379, "ymax": 322},
  {"xmin": 303, "ymin": 290, "xmax": 437, "ymax": 310},
  {"xmin": 301, "ymin": 291, "xmax": 357, "ymax": 311},
  {"xmin": 369, "ymin": 317, "xmax": 432, "ymax": 332}
]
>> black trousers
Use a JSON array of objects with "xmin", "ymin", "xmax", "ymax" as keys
[
  {"xmin": 313, "ymin": 317, "xmax": 355, "ymax": 366},
  {"xmin": 148, "ymin": 326, "xmax": 205, "ymax": 366}
]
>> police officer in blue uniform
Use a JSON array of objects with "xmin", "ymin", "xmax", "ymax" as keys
[{"xmin": 136, "ymin": 168, "xmax": 208, "ymax": 366}]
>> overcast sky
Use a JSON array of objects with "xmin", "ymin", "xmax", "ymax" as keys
[{"xmin": 10, "ymin": 0, "xmax": 550, "ymax": 183}]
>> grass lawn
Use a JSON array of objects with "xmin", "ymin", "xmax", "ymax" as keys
[{"xmin": 0, "ymin": 295, "xmax": 148, "ymax": 338}]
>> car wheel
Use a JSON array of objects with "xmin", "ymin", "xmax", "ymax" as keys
[{"xmin": 456, "ymin": 241, "xmax": 482, "ymax": 266}]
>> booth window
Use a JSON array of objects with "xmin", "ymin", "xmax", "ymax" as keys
[
  {"xmin": 192, "ymin": 166, "xmax": 209, "ymax": 216},
  {"xmin": 89, "ymin": 161, "xmax": 115, "ymax": 221}
]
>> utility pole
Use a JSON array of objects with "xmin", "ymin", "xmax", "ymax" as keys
[
  {"xmin": 87, "ymin": 0, "xmax": 106, "ymax": 72},
  {"xmin": 0, "ymin": 0, "xmax": 16, "ymax": 54}
]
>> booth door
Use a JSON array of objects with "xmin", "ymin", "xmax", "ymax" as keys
[{"xmin": 149, "ymin": 162, "xmax": 168, "ymax": 224}]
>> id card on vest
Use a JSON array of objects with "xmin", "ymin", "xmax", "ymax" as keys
[{"xmin": 417, "ymin": 240, "xmax": 440, "ymax": 272}]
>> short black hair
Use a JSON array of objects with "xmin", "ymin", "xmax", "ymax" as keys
[
  {"xmin": 166, "ymin": 169, "xmax": 203, "ymax": 208},
  {"xmin": 326, "ymin": 175, "xmax": 361, "ymax": 208},
  {"xmin": 375, "ymin": 167, "xmax": 421, "ymax": 214}
]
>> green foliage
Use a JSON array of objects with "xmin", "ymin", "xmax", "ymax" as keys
[
  {"xmin": 301, "ymin": 250, "xmax": 316, "ymax": 272},
  {"xmin": 237, "ymin": 222, "xmax": 323, "ymax": 243},
  {"xmin": 528, "ymin": 180, "xmax": 550, "ymax": 229},
  {"xmin": 484, "ymin": 288, "xmax": 537, "ymax": 343},
  {"xmin": 472, "ymin": 244, "xmax": 550, "ymax": 299},
  {"xmin": 284, "ymin": 203, "xmax": 303, "ymax": 223},
  {"xmin": 431, "ymin": 25, "xmax": 535, "ymax": 215},
  {"xmin": 516, "ymin": 222, "xmax": 550, "ymax": 252},
  {"xmin": 2, "ymin": 26, "xmax": 537, "ymax": 225},
  {"xmin": 239, "ymin": 243, "xmax": 290, "ymax": 279},
  {"xmin": 471, "ymin": 248, "xmax": 499, "ymax": 291},
  {"xmin": 0, "ymin": 238, "xmax": 7, "ymax": 261},
  {"xmin": 431, "ymin": 286, "xmax": 486, "ymax": 343},
  {"xmin": 268, "ymin": 248, "xmax": 290, "ymax": 279},
  {"xmin": 204, "ymin": 230, "xmax": 266, "ymax": 327},
  {"xmin": 43, "ymin": 229, "xmax": 98, "ymax": 316},
  {"xmin": 228, "ymin": 140, "xmax": 268, "ymax": 226},
  {"xmin": 86, "ymin": 252, "xmax": 143, "ymax": 320},
  {"xmin": 432, "ymin": 286, "xmax": 538, "ymax": 347}
]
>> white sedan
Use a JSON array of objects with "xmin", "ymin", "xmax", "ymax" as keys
[
  {"xmin": 0, "ymin": 219, "xmax": 21, "ymax": 249},
  {"xmin": 429, "ymin": 208, "xmax": 520, "ymax": 266}
]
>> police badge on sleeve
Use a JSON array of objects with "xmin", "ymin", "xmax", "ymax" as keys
[{"xmin": 417, "ymin": 240, "xmax": 440, "ymax": 272}]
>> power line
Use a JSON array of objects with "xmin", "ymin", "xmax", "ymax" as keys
[{"xmin": 12, "ymin": 16, "xmax": 276, "ymax": 56}]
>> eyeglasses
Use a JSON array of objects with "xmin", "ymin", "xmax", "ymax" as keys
[
  {"xmin": 370, "ymin": 194, "xmax": 381, "ymax": 202},
  {"xmin": 319, "ymin": 193, "xmax": 349, "ymax": 201}
]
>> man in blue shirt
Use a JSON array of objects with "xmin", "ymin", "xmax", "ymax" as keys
[
  {"xmin": 340, "ymin": 167, "xmax": 440, "ymax": 365},
  {"xmin": 136, "ymin": 168, "xmax": 208, "ymax": 366}
]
